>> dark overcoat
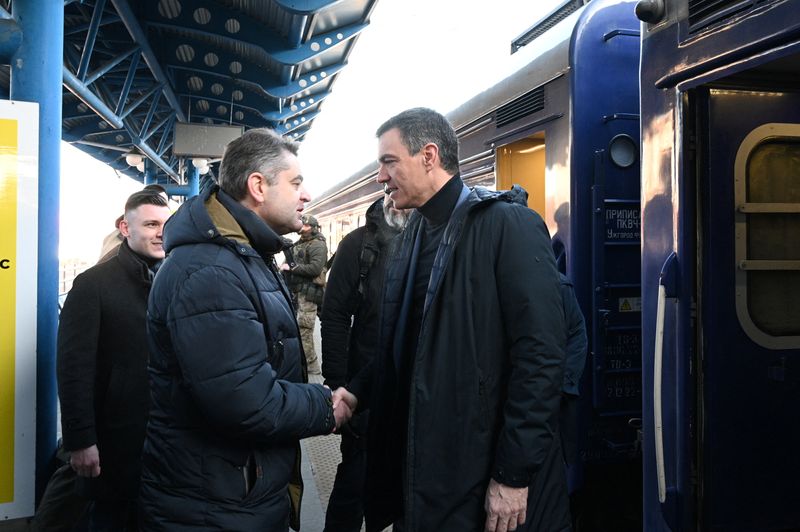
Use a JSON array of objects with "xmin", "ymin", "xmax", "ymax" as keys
[
  {"xmin": 139, "ymin": 187, "xmax": 334, "ymax": 531},
  {"xmin": 57, "ymin": 239, "xmax": 155, "ymax": 500},
  {"xmin": 321, "ymin": 198, "xmax": 398, "ymax": 389},
  {"xmin": 359, "ymin": 185, "xmax": 571, "ymax": 532}
]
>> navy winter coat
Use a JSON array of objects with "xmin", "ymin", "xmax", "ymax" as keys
[
  {"xmin": 355, "ymin": 185, "xmax": 570, "ymax": 532},
  {"xmin": 139, "ymin": 187, "xmax": 335, "ymax": 531}
]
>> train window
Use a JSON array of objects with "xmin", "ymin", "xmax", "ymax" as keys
[{"xmin": 734, "ymin": 124, "xmax": 800, "ymax": 348}]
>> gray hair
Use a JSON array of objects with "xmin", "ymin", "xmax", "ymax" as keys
[
  {"xmin": 218, "ymin": 128, "xmax": 299, "ymax": 200},
  {"xmin": 376, "ymin": 107, "xmax": 459, "ymax": 175}
]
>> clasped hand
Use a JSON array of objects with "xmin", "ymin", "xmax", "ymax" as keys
[{"xmin": 331, "ymin": 387, "xmax": 358, "ymax": 431}]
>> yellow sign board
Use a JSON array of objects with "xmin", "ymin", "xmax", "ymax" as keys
[
  {"xmin": 0, "ymin": 118, "xmax": 19, "ymax": 505},
  {"xmin": 0, "ymin": 100, "xmax": 38, "ymax": 520}
]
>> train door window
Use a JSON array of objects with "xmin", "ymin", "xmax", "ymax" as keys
[
  {"xmin": 496, "ymin": 132, "xmax": 545, "ymax": 216},
  {"xmin": 734, "ymin": 123, "xmax": 800, "ymax": 348}
]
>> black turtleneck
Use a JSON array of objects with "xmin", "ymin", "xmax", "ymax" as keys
[{"xmin": 406, "ymin": 174, "xmax": 463, "ymax": 357}]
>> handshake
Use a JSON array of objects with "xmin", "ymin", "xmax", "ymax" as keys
[{"xmin": 330, "ymin": 387, "xmax": 358, "ymax": 432}]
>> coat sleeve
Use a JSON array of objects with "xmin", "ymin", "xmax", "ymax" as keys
[
  {"xmin": 57, "ymin": 271, "xmax": 102, "ymax": 451},
  {"xmin": 291, "ymin": 238, "xmax": 327, "ymax": 279},
  {"xmin": 490, "ymin": 205, "xmax": 566, "ymax": 488},
  {"xmin": 167, "ymin": 265, "xmax": 334, "ymax": 443},
  {"xmin": 320, "ymin": 230, "xmax": 362, "ymax": 389},
  {"xmin": 561, "ymin": 281, "xmax": 588, "ymax": 396}
]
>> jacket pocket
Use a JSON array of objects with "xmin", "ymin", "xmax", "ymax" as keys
[
  {"xmin": 202, "ymin": 451, "xmax": 251, "ymax": 503},
  {"xmin": 241, "ymin": 452, "xmax": 263, "ymax": 502}
]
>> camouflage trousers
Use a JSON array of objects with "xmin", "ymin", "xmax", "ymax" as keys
[{"xmin": 296, "ymin": 293, "xmax": 321, "ymax": 374}]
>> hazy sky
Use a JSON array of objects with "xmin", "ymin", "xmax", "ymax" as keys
[
  {"xmin": 60, "ymin": 142, "xmax": 140, "ymax": 262},
  {"xmin": 298, "ymin": 0, "xmax": 565, "ymax": 196},
  {"xmin": 60, "ymin": 0, "xmax": 565, "ymax": 261}
]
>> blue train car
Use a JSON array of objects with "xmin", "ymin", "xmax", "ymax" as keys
[
  {"xmin": 311, "ymin": 1, "xmax": 645, "ymax": 528},
  {"xmin": 638, "ymin": 0, "xmax": 800, "ymax": 529}
]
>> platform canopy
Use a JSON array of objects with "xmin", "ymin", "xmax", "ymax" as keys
[{"xmin": 0, "ymin": 0, "xmax": 377, "ymax": 185}]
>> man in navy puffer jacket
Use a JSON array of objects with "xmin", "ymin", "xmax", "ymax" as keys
[{"xmin": 139, "ymin": 128, "xmax": 354, "ymax": 531}]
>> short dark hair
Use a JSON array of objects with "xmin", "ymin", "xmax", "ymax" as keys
[
  {"xmin": 124, "ymin": 190, "xmax": 168, "ymax": 215},
  {"xmin": 143, "ymin": 183, "xmax": 167, "ymax": 196},
  {"xmin": 376, "ymin": 107, "xmax": 460, "ymax": 175},
  {"xmin": 218, "ymin": 128, "xmax": 300, "ymax": 200}
]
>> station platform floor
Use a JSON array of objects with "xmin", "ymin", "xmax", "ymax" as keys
[{"xmin": 301, "ymin": 373, "xmax": 350, "ymax": 531}]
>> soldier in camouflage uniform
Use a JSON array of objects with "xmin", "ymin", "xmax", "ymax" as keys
[{"xmin": 287, "ymin": 214, "xmax": 327, "ymax": 374}]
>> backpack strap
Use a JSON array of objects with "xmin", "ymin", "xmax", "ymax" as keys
[{"xmin": 357, "ymin": 226, "xmax": 380, "ymax": 298}]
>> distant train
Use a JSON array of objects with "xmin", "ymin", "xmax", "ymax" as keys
[{"xmin": 308, "ymin": 0, "xmax": 800, "ymax": 530}]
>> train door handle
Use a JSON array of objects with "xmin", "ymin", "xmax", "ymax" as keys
[{"xmin": 654, "ymin": 252, "xmax": 677, "ymax": 503}]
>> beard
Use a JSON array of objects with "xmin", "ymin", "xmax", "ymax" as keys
[{"xmin": 383, "ymin": 206, "xmax": 408, "ymax": 231}]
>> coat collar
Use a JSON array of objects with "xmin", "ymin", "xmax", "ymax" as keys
[
  {"xmin": 163, "ymin": 185, "xmax": 284, "ymax": 260},
  {"xmin": 116, "ymin": 239, "xmax": 158, "ymax": 285}
]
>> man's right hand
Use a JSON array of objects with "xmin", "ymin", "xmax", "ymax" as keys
[
  {"xmin": 70, "ymin": 445, "xmax": 101, "ymax": 478},
  {"xmin": 331, "ymin": 387, "xmax": 358, "ymax": 431}
]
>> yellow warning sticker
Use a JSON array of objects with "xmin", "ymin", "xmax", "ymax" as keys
[{"xmin": 618, "ymin": 297, "xmax": 641, "ymax": 313}]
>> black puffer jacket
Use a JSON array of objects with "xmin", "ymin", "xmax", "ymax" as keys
[
  {"xmin": 139, "ymin": 187, "xmax": 335, "ymax": 531},
  {"xmin": 355, "ymin": 185, "xmax": 569, "ymax": 532}
]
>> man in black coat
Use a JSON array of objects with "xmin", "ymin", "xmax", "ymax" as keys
[
  {"xmin": 139, "ymin": 128, "xmax": 355, "ymax": 531},
  {"xmin": 321, "ymin": 194, "xmax": 408, "ymax": 532},
  {"xmin": 56, "ymin": 190, "xmax": 170, "ymax": 530},
  {"xmin": 340, "ymin": 108, "xmax": 570, "ymax": 532}
]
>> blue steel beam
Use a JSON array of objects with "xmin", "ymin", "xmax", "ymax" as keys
[
  {"xmin": 272, "ymin": 23, "xmax": 367, "ymax": 65},
  {"xmin": 0, "ymin": 17, "xmax": 22, "ymax": 62},
  {"xmin": 187, "ymin": 165, "xmax": 199, "ymax": 198},
  {"xmin": 274, "ymin": 0, "xmax": 341, "ymax": 15},
  {"xmin": 10, "ymin": 0, "xmax": 64, "ymax": 501},
  {"xmin": 288, "ymin": 14, "xmax": 308, "ymax": 48},
  {"xmin": 71, "ymin": 139, "xmax": 129, "ymax": 152},
  {"xmin": 85, "ymin": 46, "xmax": 140, "ymax": 86},
  {"xmin": 147, "ymin": 19, "xmax": 367, "ymax": 67},
  {"xmin": 168, "ymin": 61, "xmax": 342, "ymax": 100},
  {"xmin": 119, "ymin": 83, "xmax": 161, "ymax": 120},
  {"xmin": 76, "ymin": 0, "xmax": 107, "ymax": 80},
  {"xmin": 156, "ymin": 116, "xmax": 175, "ymax": 155},
  {"xmin": 139, "ymin": 91, "xmax": 161, "ymax": 138},
  {"xmin": 269, "ymin": 63, "xmax": 343, "ymax": 98},
  {"xmin": 62, "ymin": 67, "xmax": 179, "ymax": 180},
  {"xmin": 64, "ymin": 13, "xmax": 121, "ymax": 36},
  {"xmin": 263, "ymin": 92, "xmax": 328, "ymax": 121},
  {"xmin": 276, "ymin": 111, "xmax": 320, "ymax": 135},
  {"xmin": 178, "ymin": 92, "xmax": 264, "ymax": 119},
  {"xmin": 161, "ymin": 48, "xmax": 284, "ymax": 98},
  {"xmin": 143, "ymin": 111, "xmax": 173, "ymax": 142},
  {"xmin": 184, "ymin": 114, "xmax": 250, "ymax": 129},
  {"xmin": 114, "ymin": 51, "xmax": 140, "ymax": 115},
  {"xmin": 108, "ymin": 0, "xmax": 187, "ymax": 122},
  {"xmin": 63, "ymin": 67, "xmax": 123, "ymax": 128}
]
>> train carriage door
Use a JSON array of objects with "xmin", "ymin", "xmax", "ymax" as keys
[
  {"xmin": 496, "ymin": 133, "xmax": 547, "ymax": 216},
  {"xmin": 695, "ymin": 78, "xmax": 800, "ymax": 529}
]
